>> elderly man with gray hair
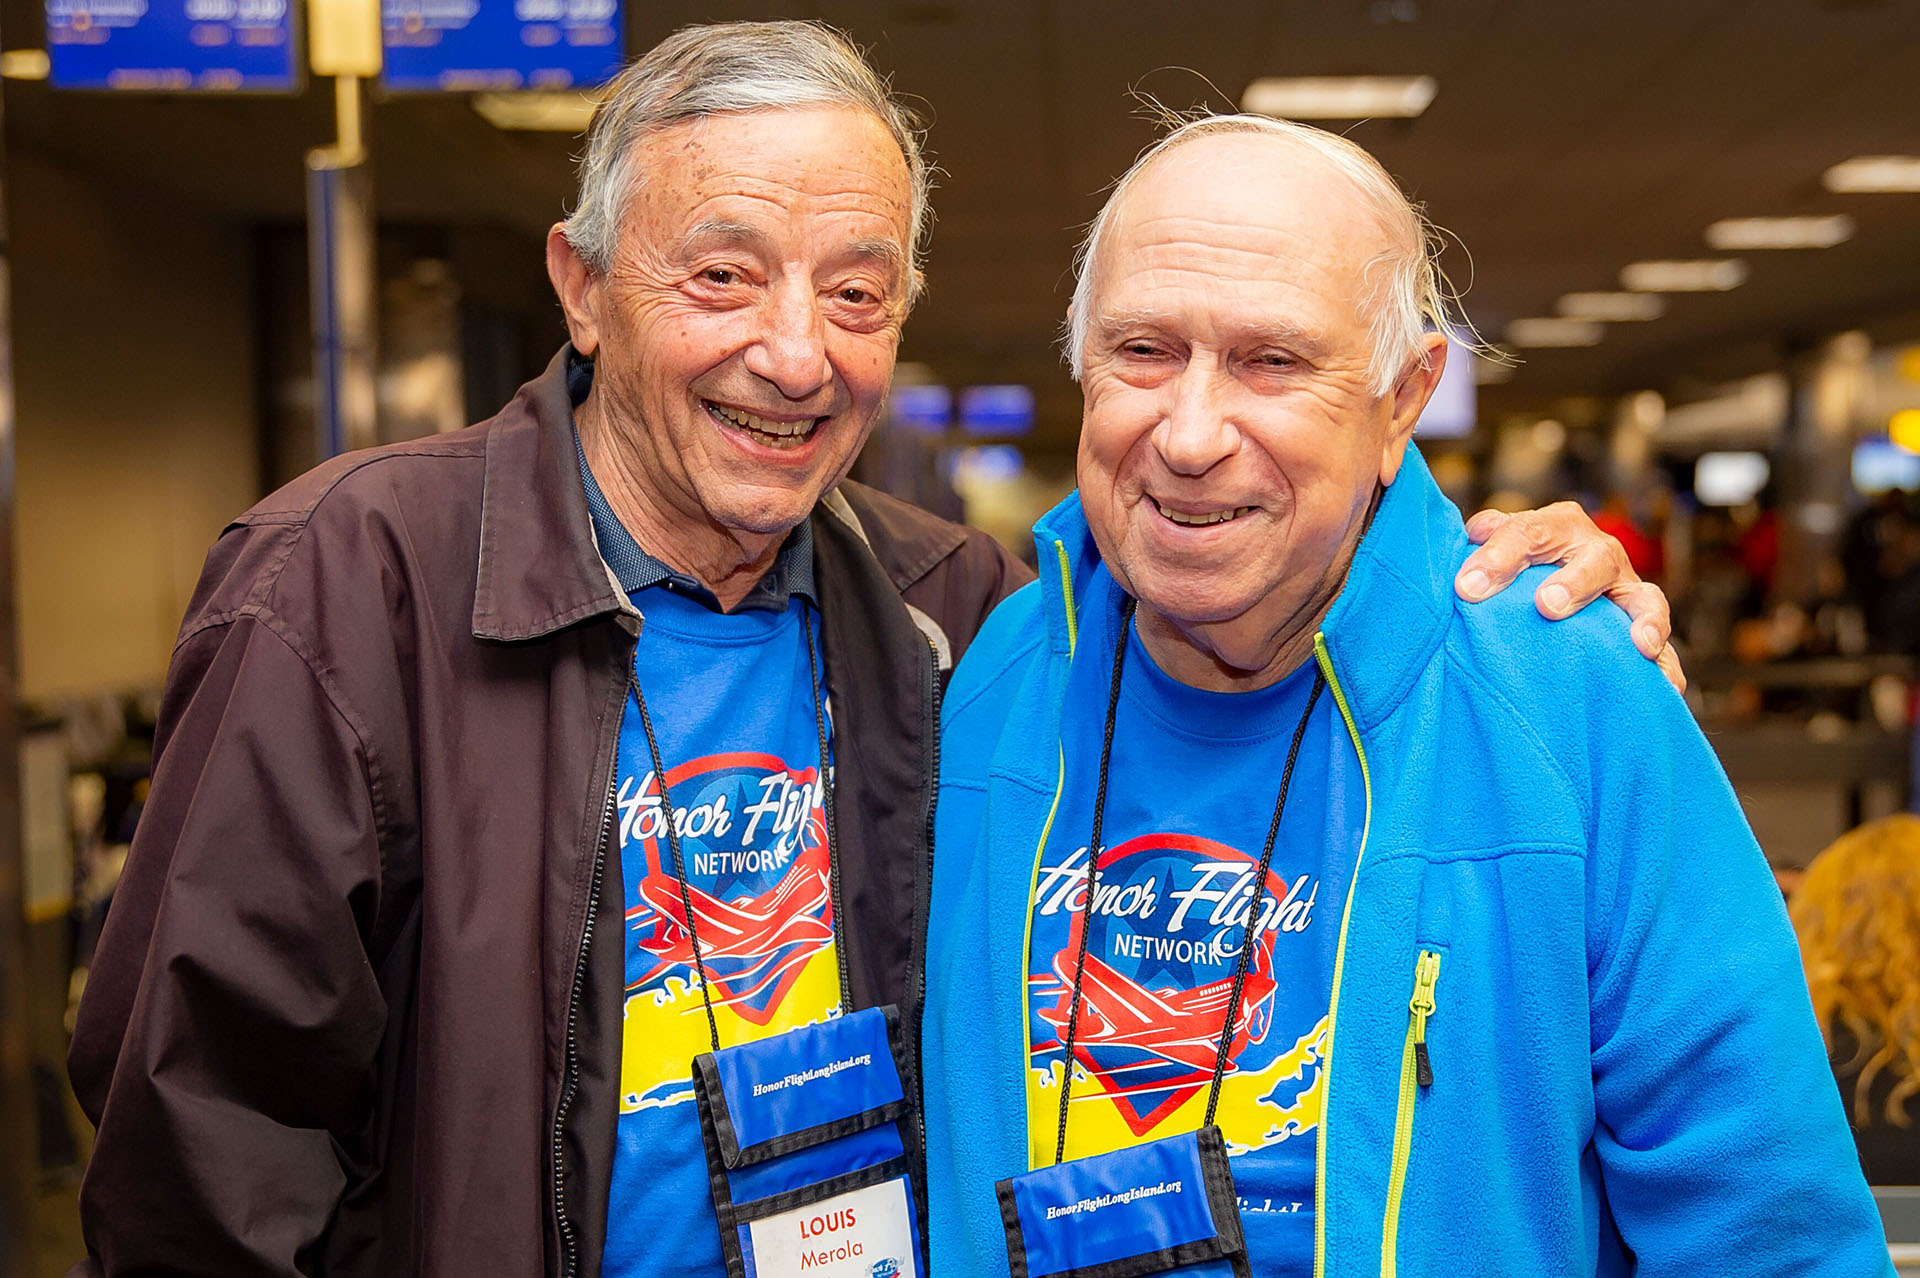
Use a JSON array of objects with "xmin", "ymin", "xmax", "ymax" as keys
[
  {"xmin": 922, "ymin": 115, "xmax": 1888, "ymax": 1278},
  {"xmin": 71, "ymin": 23, "xmax": 1677, "ymax": 1278}
]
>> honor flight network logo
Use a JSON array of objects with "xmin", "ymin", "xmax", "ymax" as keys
[
  {"xmin": 1028, "ymin": 834, "xmax": 1327, "ymax": 1156},
  {"xmin": 618, "ymin": 751, "xmax": 841, "ymax": 1113}
]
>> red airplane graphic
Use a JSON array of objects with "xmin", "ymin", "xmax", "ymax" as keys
[
  {"xmin": 633, "ymin": 858, "xmax": 833, "ymax": 1010},
  {"xmin": 1037, "ymin": 949, "xmax": 1276, "ymax": 1078}
]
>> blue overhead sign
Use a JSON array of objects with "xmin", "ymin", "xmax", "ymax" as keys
[
  {"xmin": 959, "ymin": 385, "xmax": 1035, "ymax": 437},
  {"xmin": 47, "ymin": 0, "xmax": 298, "ymax": 91},
  {"xmin": 381, "ymin": 0, "xmax": 623, "ymax": 92}
]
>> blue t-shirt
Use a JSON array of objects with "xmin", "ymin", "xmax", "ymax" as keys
[
  {"xmin": 582, "ymin": 456, "xmax": 842, "ymax": 1277},
  {"xmin": 601, "ymin": 585, "xmax": 843, "ymax": 1276},
  {"xmin": 1024, "ymin": 608, "xmax": 1362, "ymax": 1270}
]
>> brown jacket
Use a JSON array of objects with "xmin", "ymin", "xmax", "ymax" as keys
[{"xmin": 68, "ymin": 350, "xmax": 1031, "ymax": 1276}]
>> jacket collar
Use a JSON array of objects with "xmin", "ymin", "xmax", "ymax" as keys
[
  {"xmin": 1029, "ymin": 447, "xmax": 1464, "ymax": 729},
  {"xmin": 473, "ymin": 346, "xmax": 629, "ymax": 641}
]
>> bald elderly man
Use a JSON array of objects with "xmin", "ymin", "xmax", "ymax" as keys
[{"xmin": 923, "ymin": 116, "xmax": 1887, "ymax": 1278}]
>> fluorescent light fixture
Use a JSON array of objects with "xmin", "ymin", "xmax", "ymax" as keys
[
  {"xmin": 472, "ymin": 92, "xmax": 600, "ymax": 132},
  {"xmin": 1557, "ymin": 292, "xmax": 1665, "ymax": 322},
  {"xmin": 1241, "ymin": 75, "xmax": 1437, "ymax": 119},
  {"xmin": 1, "ymin": 49, "xmax": 49, "ymax": 80},
  {"xmin": 1824, "ymin": 156, "xmax": 1920, "ymax": 194},
  {"xmin": 1696, "ymin": 452, "xmax": 1771, "ymax": 506},
  {"xmin": 1505, "ymin": 318, "xmax": 1603, "ymax": 348},
  {"xmin": 1705, "ymin": 215, "xmax": 1853, "ymax": 250},
  {"xmin": 1619, "ymin": 259, "xmax": 1747, "ymax": 292}
]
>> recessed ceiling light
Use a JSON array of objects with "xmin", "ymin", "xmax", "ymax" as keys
[
  {"xmin": 1619, "ymin": 260, "xmax": 1748, "ymax": 292},
  {"xmin": 1705, "ymin": 215, "xmax": 1854, "ymax": 250},
  {"xmin": 1, "ymin": 49, "xmax": 49, "ymax": 80},
  {"xmin": 472, "ymin": 91, "xmax": 600, "ymax": 132},
  {"xmin": 1241, "ymin": 75, "xmax": 1437, "ymax": 119},
  {"xmin": 1823, "ymin": 156, "xmax": 1920, "ymax": 194},
  {"xmin": 1506, "ymin": 318, "xmax": 1603, "ymax": 348},
  {"xmin": 1557, "ymin": 292, "xmax": 1665, "ymax": 322}
]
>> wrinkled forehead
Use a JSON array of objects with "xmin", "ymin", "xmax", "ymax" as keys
[
  {"xmin": 634, "ymin": 106, "xmax": 914, "ymax": 241},
  {"xmin": 1093, "ymin": 132, "xmax": 1399, "ymax": 311}
]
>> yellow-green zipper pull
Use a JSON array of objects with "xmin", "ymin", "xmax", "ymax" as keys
[{"xmin": 1409, "ymin": 950, "xmax": 1442, "ymax": 1087}]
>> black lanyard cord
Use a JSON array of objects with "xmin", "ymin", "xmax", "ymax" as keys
[
  {"xmin": 1204, "ymin": 669, "xmax": 1325, "ymax": 1127},
  {"xmin": 1051, "ymin": 597, "xmax": 1137, "ymax": 1166},
  {"xmin": 633, "ymin": 672, "xmax": 724, "ymax": 1054},
  {"xmin": 804, "ymin": 615, "xmax": 853, "ymax": 1012},
  {"xmin": 1052, "ymin": 599, "xmax": 1325, "ymax": 1163},
  {"xmin": 631, "ymin": 599, "xmax": 846, "ymax": 1057}
]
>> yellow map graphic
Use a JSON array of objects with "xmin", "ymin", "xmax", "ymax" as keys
[
  {"xmin": 1026, "ymin": 1015, "xmax": 1327, "ymax": 1164},
  {"xmin": 618, "ymin": 942, "xmax": 842, "ymax": 1113}
]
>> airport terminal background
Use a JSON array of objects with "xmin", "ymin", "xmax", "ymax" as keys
[{"xmin": 3, "ymin": 0, "xmax": 1920, "ymax": 1273}]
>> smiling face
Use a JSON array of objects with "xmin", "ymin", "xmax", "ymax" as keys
[
  {"xmin": 1075, "ymin": 131, "xmax": 1445, "ymax": 688},
  {"xmin": 552, "ymin": 105, "xmax": 913, "ymax": 570}
]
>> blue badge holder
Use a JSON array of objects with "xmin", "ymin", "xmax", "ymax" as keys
[
  {"xmin": 692, "ymin": 1004, "xmax": 927, "ymax": 1278},
  {"xmin": 996, "ymin": 1125, "xmax": 1251, "ymax": 1278}
]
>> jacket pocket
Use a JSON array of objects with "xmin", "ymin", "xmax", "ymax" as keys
[{"xmin": 1381, "ymin": 946, "xmax": 1443, "ymax": 1278}]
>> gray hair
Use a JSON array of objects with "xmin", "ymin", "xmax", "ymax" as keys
[
  {"xmin": 563, "ymin": 21, "xmax": 931, "ymax": 302},
  {"xmin": 1063, "ymin": 113, "xmax": 1454, "ymax": 396}
]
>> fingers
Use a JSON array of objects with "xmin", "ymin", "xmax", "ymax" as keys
[
  {"xmin": 1455, "ymin": 502, "xmax": 1592, "ymax": 603},
  {"xmin": 1455, "ymin": 500, "xmax": 1685, "ymax": 689},
  {"xmin": 1531, "ymin": 537, "xmax": 1638, "ymax": 621},
  {"xmin": 1606, "ymin": 579, "xmax": 1673, "ymax": 658},
  {"xmin": 1462, "ymin": 508, "xmax": 1511, "ymax": 545},
  {"xmin": 1655, "ymin": 642, "xmax": 1688, "ymax": 695},
  {"xmin": 1541, "ymin": 565, "xmax": 1686, "ymax": 690}
]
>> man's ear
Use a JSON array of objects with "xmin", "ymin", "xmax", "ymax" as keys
[
  {"xmin": 546, "ymin": 224, "xmax": 602, "ymax": 357},
  {"xmin": 1379, "ymin": 330, "xmax": 1450, "ymax": 486}
]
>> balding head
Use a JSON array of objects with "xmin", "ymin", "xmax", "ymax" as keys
[{"xmin": 1065, "ymin": 114, "xmax": 1445, "ymax": 396}]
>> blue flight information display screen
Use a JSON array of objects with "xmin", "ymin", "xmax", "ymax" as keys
[
  {"xmin": 382, "ymin": 0, "xmax": 623, "ymax": 92},
  {"xmin": 46, "ymin": 0, "xmax": 298, "ymax": 91}
]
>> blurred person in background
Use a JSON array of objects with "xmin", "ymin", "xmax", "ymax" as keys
[
  {"xmin": 1793, "ymin": 813, "xmax": 1920, "ymax": 1185},
  {"xmin": 1592, "ymin": 491, "xmax": 1664, "ymax": 583},
  {"xmin": 63, "ymin": 20, "xmax": 1677, "ymax": 1278}
]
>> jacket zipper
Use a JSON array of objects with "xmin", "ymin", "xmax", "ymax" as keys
[
  {"xmin": 912, "ymin": 634, "xmax": 941, "ymax": 1177},
  {"xmin": 1381, "ymin": 949, "xmax": 1441, "ymax": 1278},
  {"xmin": 551, "ymin": 659, "xmax": 633, "ymax": 1278},
  {"xmin": 1311, "ymin": 633, "xmax": 1374, "ymax": 1278},
  {"xmin": 1023, "ymin": 541, "xmax": 1080, "ymax": 1165}
]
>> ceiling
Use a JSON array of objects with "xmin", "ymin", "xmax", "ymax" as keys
[{"xmin": 5, "ymin": 0, "xmax": 1919, "ymax": 453}]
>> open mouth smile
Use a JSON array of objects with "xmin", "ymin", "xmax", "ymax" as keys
[
  {"xmin": 704, "ymin": 400, "xmax": 826, "ymax": 450},
  {"xmin": 1153, "ymin": 499, "xmax": 1254, "ymax": 527}
]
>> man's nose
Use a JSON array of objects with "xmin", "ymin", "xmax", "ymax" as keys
[
  {"xmin": 743, "ymin": 279, "xmax": 832, "ymax": 401},
  {"xmin": 1154, "ymin": 366, "xmax": 1238, "ymax": 475}
]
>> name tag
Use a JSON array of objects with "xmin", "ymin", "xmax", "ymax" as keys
[
  {"xmin": 691, "ymin": 1006, "xmax": 926, "ymax": 1278},
  {"xmin": 745, "ymin": 1176, "xmax": 918, "ymax": 1278},
  {"xmin": 997, "ymin": 1126, "xmax": 1249, "ymax": 1278}
]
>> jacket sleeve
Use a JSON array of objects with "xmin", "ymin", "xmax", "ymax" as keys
[
  {"xmin": 1579, "ymin": 647, "xmax": 1888, "ymax": 1274},
  {"xmin": 67, "ymin": 610, "xmax": 388, "ymax": 1276}
]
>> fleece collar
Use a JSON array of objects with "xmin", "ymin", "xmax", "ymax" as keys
[{"xmin": 1028, "ymin": 447, "xmax": 1465, "ymax": 731}]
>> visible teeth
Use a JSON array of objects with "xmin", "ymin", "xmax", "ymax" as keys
[
  {"xmin": 1156, "ymin": 502, "xmax": 1251, "ymax": 526},
  {"xmin": 709, "ymin": 402, "xmax": 817, "ymax": 439}
]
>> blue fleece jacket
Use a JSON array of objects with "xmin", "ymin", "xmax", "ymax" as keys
[{"xmin": 923, "ymin": 450, "xmax": 1889, "ymax": 1278}]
